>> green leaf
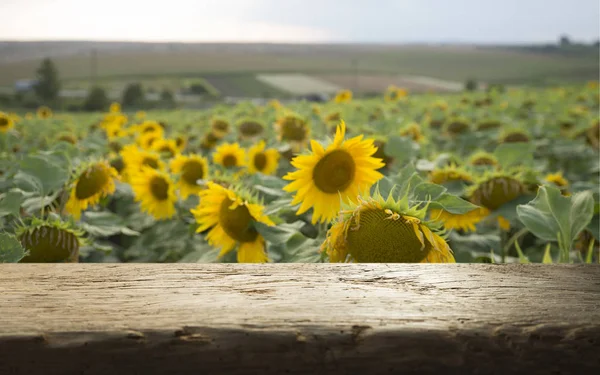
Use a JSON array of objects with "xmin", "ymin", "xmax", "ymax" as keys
[
  {"xmin": 514, "ymin": 241, "xmax": 530, "ymax": 264},
  {"xmin": 255, "ymin": 221, "xmax": 305, "ymax": 245},
  {"xmin": 0, "ymin": 233, "xmax": 26, "ymax": 263},
  {"xmin": 494, "ymin": 143, "xmax": 535, "ymax": 169},
  {"xmin": 413, "ymin": 182, "xmax": 446, "ymax": 202},
  {"xmin": 15, "ymin": 154, "xmax": 69, "ymax": 195},
  {"xmin": 517, "ymin": 186, "xmax": 594, "ymax": 250},
  {"xmin": 254, "ymin": 185, "xmax": 285, "ymax": 200},
  {"xmin": 386, "ymin": 135, "xmax": 417, "ymax": 165},
  {"xmin": 430, "ymin": 193, "xmax": 479, "ymax": 214},
  {"xmin": 0, "ymin": 191, "xmax": 24, "ymax": 218},
  {"xmin": 81, "ymin": 211, "xmax": 140, "ymax": 237}
]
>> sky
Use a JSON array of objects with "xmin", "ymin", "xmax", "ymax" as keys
[{"xmin": 1, "ymin": 0, "xmax": 598, "ymax": 44}]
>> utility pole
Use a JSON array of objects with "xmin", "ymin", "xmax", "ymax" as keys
[
  {"xmin": 90, "ymin": 48, "xmax": 97, "ymax": 88},
  {"xmin": 352, "ymin": 58, "xmax": 359, "ymax": 92}
]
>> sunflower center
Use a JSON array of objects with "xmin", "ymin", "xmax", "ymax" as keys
[
  {"xmin": 213, "ymin": 121, "xmax": 229, "ymax": 131},
  {"xmin": 472, "ymin": 157, "xmax": 495, "ymax": 166},
  {"xmin": 219, "ymin": 198, "xmax": 259, "ymax": 243},
  {"xmin": 346, "ymin": 209, "xmax": 431, "ymax": 263},
  {"xmin": 142, "ymin": 157, "xmax": 159, "ymax": 169},
  {"xmin": 182, "ymin": 161, "xmax": 205, "ymax": 185},
  {"xmin": 75, "ymin": 165, "xmax": 110, "ymax": 200},
  {"xmin": 19, "ymin": 225, "xmax": 79, "ymax": 263},
  {"xmin": 282, "ymin": 121, "xmax": 307, "ymax": 141},
  {"xmin": 149, "ymin": 176, "xmax": 169, "ymax": 201},
  {"xmin": 222, "ymin": 154, "xmax": 238, "ymax": 168},
  {"xmin": 447, "ymin": 121, "xmax": 469, "ymax": 134},
  {"xmin": 470, "ymin": 177, "xmax": 524, "ymax": 210},
  {"xmin": 159, "ymin": 145, "xmax": 175, "ymax": 158},
  {"xmin": 239, "ymin": 121, "xmax": 264, "ymax": 136},
  {"xmin": 313, "ymin": 150, "xmax": 356, "ymax": 194},
  {"xmin": 503, "ymin": 133, "xmax": 529, "ymax": 143},
  {"xmin": 0, "ymin": 117, "xmax": 8, "ymax": 127},
  {"xmin": 253, "ymin": 152, "xmax": 267, "ymax": 171}
]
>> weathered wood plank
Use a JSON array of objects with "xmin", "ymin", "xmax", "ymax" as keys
[{"xmin": 0, "ymin": 264, "xmax": 599, "ymax": 374}]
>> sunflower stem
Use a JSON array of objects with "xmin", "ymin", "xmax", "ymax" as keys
[{"xmin": 502, "ymin": 227, "xmax": 529, "ymax": 263}]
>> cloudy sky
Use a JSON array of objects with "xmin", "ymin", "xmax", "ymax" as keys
[{"xmin": 1, "ymin": 0, "xmax": 598, "ymax": 43}]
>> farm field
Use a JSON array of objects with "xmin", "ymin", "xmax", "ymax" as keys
[
  {"xmin": 0, "ymin": 42, "xmax": 598, "ymax": 98},
  {"xmin": 1, "ymin": 83, "xmax": 598, "ymax": 264}
]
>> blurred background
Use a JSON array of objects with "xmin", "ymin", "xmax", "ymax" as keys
[{"xmin": 0, "ymin": 0, "xmax": 598, "ymax": 110}]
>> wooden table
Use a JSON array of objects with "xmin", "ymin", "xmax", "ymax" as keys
[{"xmin": 1, "ymin": 264, "xmax": 599, "ymax": 374}]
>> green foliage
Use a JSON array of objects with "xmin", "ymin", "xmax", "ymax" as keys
[
  {"xmin": 0, "ymin": 233, "xmax": 26, "ymax": 263},
  {"xmin": 121, "ymin": 83, "xmax": 145, "ymax": 109},
  {"xmin": 34, "ymin": 58, "xmax": 61, "ymax": 102},
  {"xmin": 464, "ymin": 78, "xmax": 478, "ymax": 92},
  {"xmin": 83, "ymin": 87, "xmax": 109, "ymax": 112},
  {"xmin": 517, "ymin": 186, "xmax": 594, "ymax": 262}
]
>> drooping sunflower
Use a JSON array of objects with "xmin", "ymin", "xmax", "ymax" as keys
[
  {"xmin": 17, "ymin": 218, "xmax": 84, "ymax": 263},
  {"xmin": 200, "ymin": 132, "xmax": 220, "ymax": 151},
  {"xmin": 469, "ymin": 151, "xmax": 498, "ymax": 167},
  {"xmin": 174, "ymin": 135, "xmax": 187, "ymax": 152},
  {"xmin": 466, "ymin": 172, "xmax": 530, "ymax": 231},
  {"xmin": 136, "ymin": 121, "xmax": 164, "ymax": 137},
  {"xmin": 191, "ymin": 182, "xmax": 275, "ymax": 263},
  {"xmin": 247, "ymin": 141, "xmax": 279, "ymax": 175},
  {"xmin": 211, "ymin": 118, "xmax": 230, "ymax": 138},
  {"xmin": 57, "ymin": 133, "xmax": 78, "ymax": 145},
  {"xmin": 444, "ymin": 117, "xmax": 471, "ymax": 137},
  {"xmin": 129, "ymin": 167, "xmax": 177, "ymax": 220},
  {"xmin": 237, "ymin": 119, "xmax": 265, "ymax": 140},
  {"xmin": 429, "ymin": 164, "xmax": 473, "ymax": 185},
  {"xmin": 0, "ymin": 112, "xmax": 15, "ymax": 133},
  {"xmin": 65, "ymin": 161, "xmax": 119, "ymax": 220},
  {"xmin": 152, "ymin": 138, "xmax": 180, "ymax": 158},
  {"xmin": 275, "ymin": 114, "xmax": 310, "ymax": 151},
  {"xmin": 283, "ymin": 120, "xmax": 385, "ymax": 224},
  {"xmin": 333, "ymin": 89, "xmax": 353, "ymax": 103},
  {"xmin": 400, "ymin": 122, "xmax": 425, "ymax": 143},
  {"xmin": 477, "ymin": 119, "xmax": 503, "ymax": 131},
  {"xmin": 37, "ymin": 106, "xmax": 53, "ymax": 119},
  {"xmin": 500, "ymin": 129, "xmax": 530, "ymax": 144},
  {"xmin": 429, "ymin": 207, "xmax": 489, "ymax": 233},
  {"xmin": 322, "ymin": 189, "xmax": 454, "ymax": 263},
  {"xmin": 170, "ymin": 154, "xmax": 209, "ymax": 199},
  {"xmin": 213, "ymin": 142, "xmax": 246, "ymax": 169}
]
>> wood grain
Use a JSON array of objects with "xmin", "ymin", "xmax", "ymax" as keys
[{"xmin": 1, "ymin": 264, "xmax": 599, "ymax": 374}]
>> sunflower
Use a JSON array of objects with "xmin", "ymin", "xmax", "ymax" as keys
[
  {"xmin": 333, "ymin": 89, "xmax": 353, "ymax": 103},
  {"xmin": 137, "ymin": 121, "xmax": 164, "ymax": 137},
  {"xmin": 275, "ymin": 114, "xmax": 310, "ymax": 150},
  {"xmin": 211, "ymin": 118, "xmax": 230, "ymax": 138},
  {"xmin": 545, "ymin": 172, "xmax": 570, "ymax": 196},
  {"xmin": 174, "ymin": 135, "xmax": 187, "ymax": 152},
  {"xmin": 17, "ymin": 218, "xmax": 83, "ymax": 263},
  {"xmin": 429, "ymin": 207, "xmax": 489, "ymax": 232},
  {"xmin": 324, "ymin": 111, "xmax": 341, "ymax": 123},
  {"xmin": 400, "ymin": 122, "xmax": 425, "ymax": 143},
  {"xmin": 469, "ymin": 151, "xmax": 498, "ymax": 167},
  {"xmin": 444, "ymin": 117, "xmax": 471, "ymax": 137},
  {"xmin": 201, "ymin": 132, "xmax": 220, "ymax": 151},
  {"xmin": 109, "ymin": 102, "xmax": 121, "ymax": 113},
  {"xmin": 37, "ymin": 106, "xmax": 53, "ymax": 119},
  {"xmin": 213, "ymin": 142, "xmax": 246, "ymax": 169},
  {"xmin": 477, "ymin": 119, "xmax": 503, "ymax": 131},
  {"xmin": 138, "ymin": 132, "xmax": 162, "ymax": 150},
  {"xmin": 429, "ymin": 164, "xmax": 473, "ymax": 185},
  {"xmin": 170, "ymin": 154, "xmax": 209, "ymax": 199},
  {"xmin": 191, "ymin": 182, "xmax": 275, "ymax": 263},
  {"xmin": 130, "ymin": 167, "xmax": 177, "ymax": 220},
  {"xmin": 0, "ymin": 112, "xmax": 15, "ymax": 133},
  {"xmin": 384, "ymin": 85, "xmax": 408, "ymax": 102},
  {"xmin": 466, "ymin": 172, "xmax": 529, "ymax": 231},
  {"xmin": 283, "ymin": 120, "xmax": 385, "ymax": 224},
  {"xmin": 57, "ymin": 133, "xmax": 78, "ymax": 144},
  {"xmin": 238, "ymin": 119, "xmax": 265, "ymax": 140},
  {"xmin": 247, "ymin": 141, "xmax": 279, "ymax": 175},
  {"xmin": 322, "ymin": 189, "xmax": 454, "ymax": 263},
  {"xmin": 105, "ymin": 123, "xmax": 127, "ymax": 140},
  {"xmin": 152, "ymin": 138, "xmax": 180, "ymax": 158},
  {"xmin": 501, "ymin": 129, "xmax": 530, "ymax": 143},
  {"xmin": 65, "ymin": 161, "xmax": 119, "ymax": 219}
]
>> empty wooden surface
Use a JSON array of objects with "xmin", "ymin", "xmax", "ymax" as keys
[{"xmin": 0, "ymin": 264, "xmax": 599, "ymax": 374}]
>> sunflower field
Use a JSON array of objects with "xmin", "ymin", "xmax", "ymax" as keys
[{"xmin": 0, "ymin": 84, "xmax": 599, "ymax": 264}]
